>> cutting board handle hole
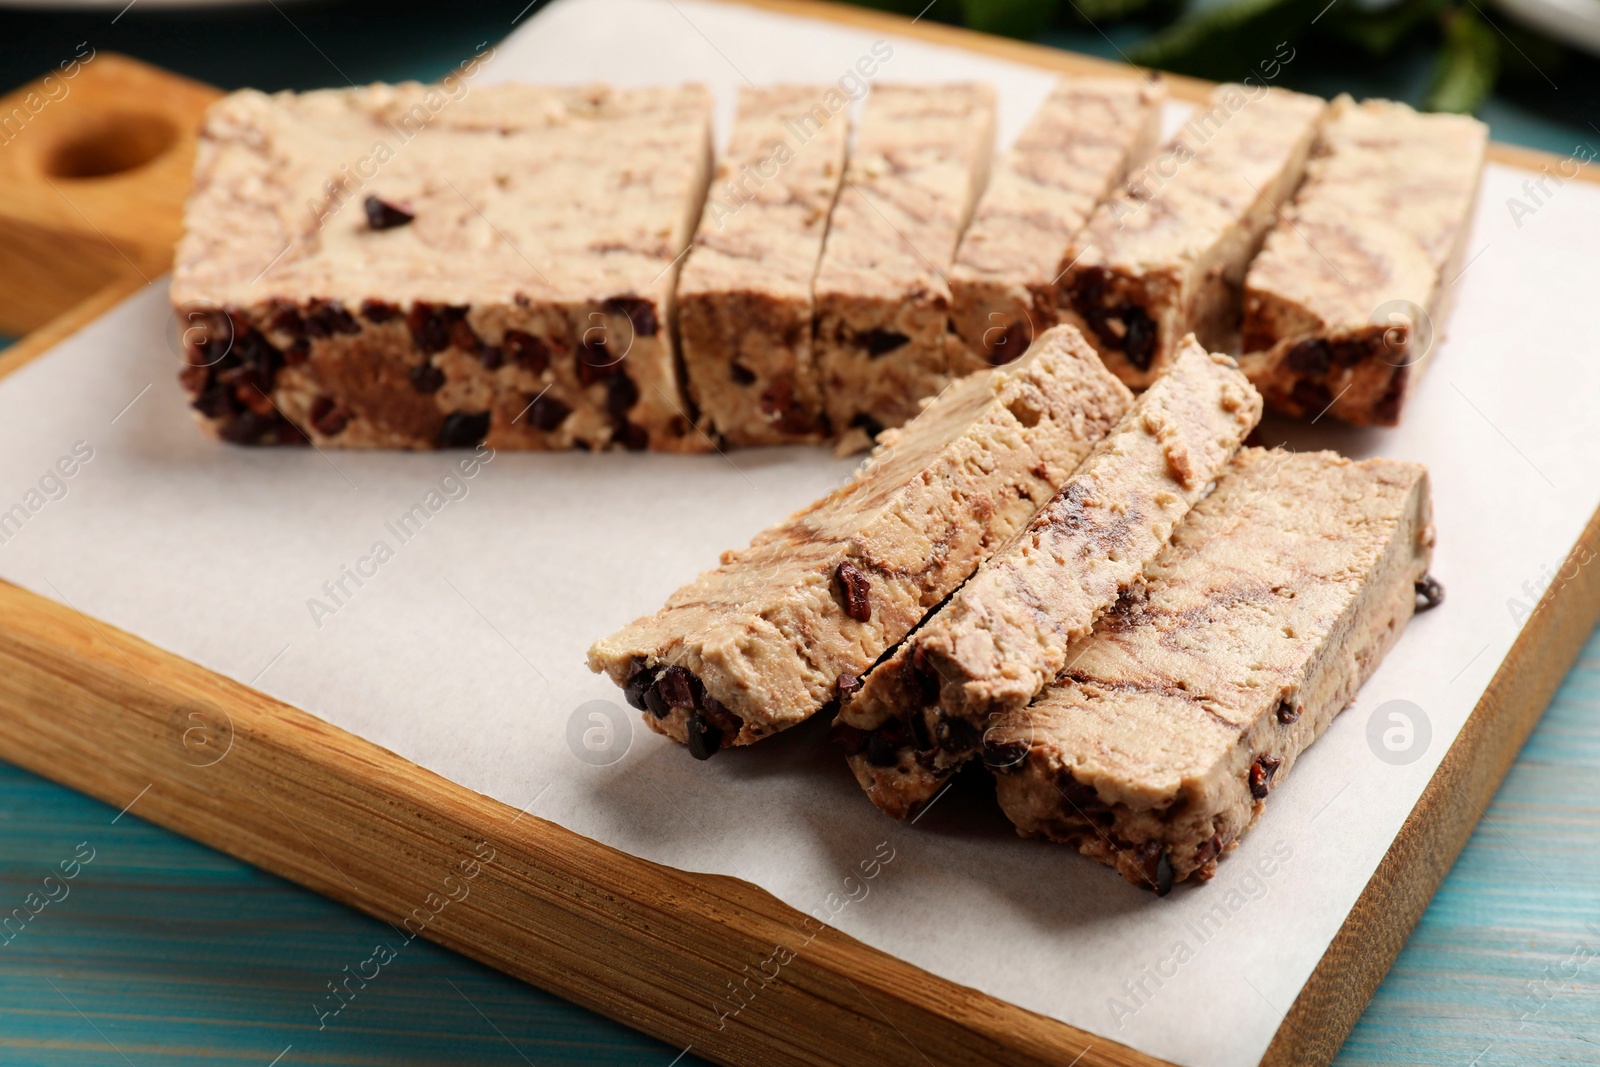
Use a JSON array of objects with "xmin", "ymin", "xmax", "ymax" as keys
[{"xmin": 44, "ymin": 112, "xmax": 179, "ymax": 179}]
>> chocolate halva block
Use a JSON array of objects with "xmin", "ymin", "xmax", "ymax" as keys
[
  {"xmin": 814, "ymin": 82, "xmax": 996, "ymax": 436},
  {"xmin": 588, "ymin": 325, "xmax": 1131, "ymax": 757},
  {"xmin": 678, "ymin": 85, "xmax": 850, "ymax": 445},
  {"xmin": 1060, "ymin": 85, "xmax": 1326, "ymax": 387},
  {"xmin": 949, "ymin": 75, "xmax": 1164, "ymax": 369},
  {"xmin": 836, "ymin": 337, "xmax": 1261, "ymax": 818},
  {"xmin": 990, "ymin": 449, "xmax": 1434, "ymax": 892},
  {"xmin": 1238, "ymin": 96, "xmax": 1488, "ymax": 426},
  {"xmin": 171, "ymin": 82, "xmax": 713, "ymax": 451}
]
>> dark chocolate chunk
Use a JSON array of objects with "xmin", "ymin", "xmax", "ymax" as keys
[
  {"xmin": 360, "ymin": 299, "xmax": 400, "ymax": 323},
  {"xmin": 643, "ymin": 686, "xmax": 670, "ymax": 719},
  {"xmin": 1286, "ymin": 339, "xmax": 1332, "ymax": 377},
  {"xmin": 407, "ymin": 303, "xmax": 469, "ymax": 355},
  {"xmin": 828, "ymin": 720, "xmax": 870, "ymax": 757},
  {"xmin": 478, "ymin": 344, "xmax": 504, "ymax": 371},
  {"xmin": 268, "ymin": 305, "xmax": 306, "ymax": 339},
  {"xmin": 1249, "ymin": 755, "xmax": 1282, "ymax": 800},
  {"xmin": 439, "ymin": 411, "xmax": 490, "ymax": 448},
  {"xmin": 304, "ymin": 300, "xmax": 361, "ymax": 338},
  {"xmin": 1076, "ymin": 273, "xmax": 1159, "ymax": 370},
  {"xmin": 758, "ymin": 376, "xmax": 814, "ymax": 436},
  {"xmin": 1276, "ymin": 699, "xmax": 1302, "ymax": 726},
  {"xmin": 364, "ymin": 195, "xmax": 414, "ymax": 230},
  {"xmin": 988, "ymin": 319, "xmax": 1030, "ymax": 366},
  {"xmin": 834, "ymin": 560, "xmax": 872, "ymax": 622},
  {"xmin": 615, "ymin": 421, "xmax": 650, "ymax": 452},
  {"xmin": 685, "ymin": 713, "xmax": 722, "ymax": 760},
  {"xmin": 1129, "ymin": 841, "xmax": 1174, "ymax": 896},
  {"xmin": 410, "ymin": 362, "xmax": 446, "ymax": 394},
  {"xmin": 729, "ymin": 361, "xmax": 756, "ymax": 385},
  {"xmin": 193, "ymin": 383, "xmax": 239, "ymax": 420},
  {"xmin": 503, "ymin": 330, "xmax": 550, "ymax": 373},
  {"xmin": 865, "ymin": 732, "xmax": 899, "ymax": 768},
  {"xmin": 836, "ymin": 672, "xmax": 862, "ymax": 702},
  {"xmin": 1154, "ymin": 848, "xmax": 1175, "ymax": 896},
  {"xmin": 605, "ymin": 372, "xmax": 639, "ymax": 420},
  {"xmin": 309, "ymin": 396, "xmax": 350, "ymax": 437},
  {"xmin": 906, "ymin": 709, "xmax": 933, "ymax": 751},
  {"xmin": 234, "ymin": 326, "xmax": 284, "ymax": 381},
  {"xmin": 623, "ymin": 659, "xmax": 656, "ymax": 712},
  {"xmin": 1194, "ymin": 832, "xmax": 1223, "ymax": 868},
  {"xmin": 282, "ymin": 342, "xmax": 309, "ymax": 367},
  {"xmin": 849, "ymin": 412, "xmax": 885, "ymax": 439},
  {"xmin": 655, "ymin": 665, "xmax": 697, "ymax": 709},
  {"xmin": 981, "ymin": 737, "xmax": 1029, "ymax": 772},
  {"xmin": 1289, "ymin": 378, "xmax": 1333, "ymax": 415},
  {"xmin": 1117, "ymin": 307, "xmax": 1158, "ymax": 370},
  {"xmin": 1372, "ymin": 367, "xmax": 1409, "ymax": 426},
  {"xmin": 528, "ymin": 393, "xmax": 571, "ymax": 432},
  {"xmin": 907, "ymin": 646, "xmax": 941, "ymax": 706},
  {"xmin": 217, "ymin": 411, "xmax": 281, "ymax": 445},
  {"xmin": 1330, "ymin": 339, "xmax": 1372, "ymax": 367},
  {"xmin": 859, "ymin": 329, "xmax": 910, "ymax": 357},
  {"xmin": 697, "ymin": 693, "xmax": 744, "ymax": 740},
  {"xmin": 1415, "ymin": 575, "xmax": 1445, "ymax": 611},
  {"xmin": 449, "ymin": 318, "xmax": 480, "ymax": 353},
  {"xmin": 604, "ymin": 296, "xmax": 659, "ymax": 337},
  {"xmin": 577, "ymin": 338, "xmax": 612, "ymax": 387},
  {"xmin": 934, "ymin": 715, "xmax": 980, "ymax": 754}
]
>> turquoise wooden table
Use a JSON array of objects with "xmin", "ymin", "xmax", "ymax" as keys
[{"xmin": 2, "ymin": 2, "xmax": 1598, "ymax": 1063}]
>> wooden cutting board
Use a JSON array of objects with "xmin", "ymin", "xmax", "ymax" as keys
[
  {"xmin": 1, "ymin": 9, "xmax": 1598, "ymax": 1067},
  {"xmin": 0, "ymin": 53, "xmax": 217, "ymax": 337}
]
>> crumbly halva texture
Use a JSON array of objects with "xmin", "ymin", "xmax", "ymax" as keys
[
  {"xmin": 814, "ymin": 82, "xmax": 997, "ymax": 436},
  {"xmin": 588, "ymin": 325, "xmax": 1132, "ymax": 756},
  {"xmin": 989, "ymin": 449, "xmax": 1434, "ymax": 892},
  {"xmin": 949, "ymin": 76, "xmax": 1164, "ymax": 369},
  {"xmin": 677, "ymin": 86, "xmax": 849, "ymax": 445},
  {"xmin": 836, "ymin": 337, "xmax": 1262, "ymax": 818},
  {"xmin": 1238, "ymin": 96, "xmax": 1488, "ymax": 426},
  {"xmin": 171, "ymin": 82, "xmax": 714, "ymax": 451},
  {"xmin": 1060, "ymin": 85, "xmax": 1326, "ymax": 388}
]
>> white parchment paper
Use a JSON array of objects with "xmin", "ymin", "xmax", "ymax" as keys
[{"xmin": 2, "ymin": 2, "xmax": 1598, "ymax": 1063}]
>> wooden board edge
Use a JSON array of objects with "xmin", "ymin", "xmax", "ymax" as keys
[
  {"xmin": 0, "ymin": 572, "xmax": 1164, "ymax": 1067},
  {"xmin": 722, "ymin": 0, "xmax": 1600, "ymax": 183},
  {"xmin": 1261, "ymin": 506, "xmax": 1600, "ymax": 1065},
  {"xmin": 0, "ymin": 274, "xmax": 150, "ymax": 376}
]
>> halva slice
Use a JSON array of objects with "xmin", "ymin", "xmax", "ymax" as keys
[
  {"xmin": 814, "ymin": 82, "xmax": 996, "ymax": 436},
  {"xmin": 678, "ymin": 85, "xmax": 850, "ymax": 445},
  {"xmin": 1060, "ymin": 84, "xmax": 1325, "ymax": 387},
  {"xmin": 588, "ymin": 325, "xmax": 1131, "ymax": 757},
  {"xmin": 949, "ymin": 75, "xmax": 1164, "ymax": 369},
  {"xmin": 990, "ymin": 449, "xmax": 1434, "ymax": 892},
  {"xmin": 836, "ymin": 337, "xmax": 1262, "ymax": 817},
  {"xmin": 172, "ymin": 81, "xmax": 713, "ymax": 451},
  {"xmin": 1238, "ymin": 96, "xmax": 1488, "ymax": 426}
]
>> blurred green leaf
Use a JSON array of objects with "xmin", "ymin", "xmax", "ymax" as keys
[
  {"xmin": 1322, "ymin": 0, "xmax": 1446, "ymax": 54},
  {"xmin": 1424, "ymin": 6, "xmax": 1498, "ymax": 112},
  {"xmin": 1129, "ymin": 0, "xmax": 1316, "ymax": 80},
  {"xmin": 960, "ymin": 0, "xmax": 1063, "ymax": 37}
]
